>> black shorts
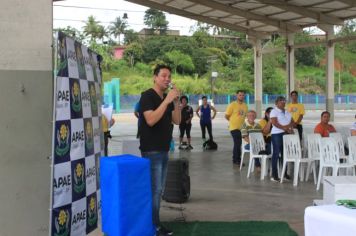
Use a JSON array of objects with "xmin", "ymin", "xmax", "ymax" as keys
[{"xmin": 179, "ymin": 123, "xmax": 192, "ymax": 138}]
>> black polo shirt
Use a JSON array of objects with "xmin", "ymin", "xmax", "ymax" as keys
[{"xmin": 139, "ymin": 88, "xmax": 174, "ymax": 152}]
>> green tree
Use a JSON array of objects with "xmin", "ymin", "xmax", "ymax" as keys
[
  {"xmin": 123, "ymin": 29, "xmax": 140, "ymax": 45},
  {"xmin": 294, "ymin": 31, "xmax": 323, "ymax": 66},
  {"xmin": 124, "ymin": 42, "xmax": 144, "ymax": 67},
  {"xmin": 164, "ymin": 50, "xmax": 195, "ymax": 74},
  {"xmin": 54, "ymin": 26, "xmax": 85, "ymax": 42},
  {"xmin": 109, "ymin": 17, "xmax": 128, "ymax": 45},
  {"xmin": 96, "ymin": 25, "xmax": 107, "ymax": 43},
  {"xmin": 83, "ymin": 16, "xmax": 106, "ymax": 42},
  {"xmin": 89, "ymin": 41, "xmax": 114, "ymax": 71},
  {"xmin": 144, "ymin": 8, "xmax": 168, "ymax": 34}
]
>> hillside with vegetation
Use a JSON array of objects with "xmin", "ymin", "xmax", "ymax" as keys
[{"xmin": 55, "ymin": 10, "xmax": 356, "ymax": 95}]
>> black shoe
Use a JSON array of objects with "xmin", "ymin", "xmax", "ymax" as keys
[
  {"xmin": 270, "ymin": 176, "xmax": 281, "ymax": 182},
  {"xmin": 178, "ymin": 145, "xmax": 183, "ymax": 150},
  {"xmin": 188, "ymin": 145, "xmax": 193, "ymax": 150},
  {"xmin": 157, "ymin": 225, "xmax": 173, "ymax": 236},
  {"xmin": 284, "ymin": 174, "xmax": 291, "ymax": 181}
]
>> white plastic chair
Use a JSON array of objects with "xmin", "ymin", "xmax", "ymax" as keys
[
  {"xmin": 280, "ymin": 134, "xmax": 310, "ymax": 186},
  {"xmin": 330, "ymin": 132, "xmax": 347, "ymax": 159},
  {"xmin": 240, "ymin": 138, "xmax": 250, "ymax": 170},
  {"xmin": 305, "ymin": 133, "xmax": 321, "ymax": 184},
  {"xmin": 347, "ymin": 136, "xmax": 356, "ymax": 173},
  {"xmin": 316, "ymin": 137, "xmax": 355, "ymax": 191},
  {"xmin": 248, "ymin": 133, "xmax": 272, "ymax": 180}
]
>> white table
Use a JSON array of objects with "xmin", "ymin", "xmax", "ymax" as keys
[{"xmin": 305, "ymin": 204, "xmax": 356, "ymax": 236}]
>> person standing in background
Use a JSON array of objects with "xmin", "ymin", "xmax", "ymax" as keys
[
  {"xmin": 102, "ymin": 115, "xmax": 115, "ymax": 156},
  {"xmin": 225, "ymin": 90, "xmax": 248, "ymax": 167},
  {"xmin": 134, "ymin": 101, "xmax": 141, "ymax": 139},
  {"xmin": 270, "ymin": 96, "xmax": 294, "ymax": 182},
  {"xmin": 139, "ymin": 64, "xmax": 180, "ymax": 236},
  {"xmin": 196, "ymin": 96, "xmax": 217, "ymax": 142},
  {"xmin": 287, "ymin": 90, "xmax": 305, "ymax": 141},
  {"xmin": 179, "ymin": 95, "xmax": 194, "ymax": 149}
]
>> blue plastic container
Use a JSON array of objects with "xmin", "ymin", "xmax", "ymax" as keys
[{"xmin": 100, "ymin": 155, "xmax": 155, "ymax": 236}]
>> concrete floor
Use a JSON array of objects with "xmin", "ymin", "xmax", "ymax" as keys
[{"xmin": 107, "ymin": 110, "xmax": 355, "ymax": 236}]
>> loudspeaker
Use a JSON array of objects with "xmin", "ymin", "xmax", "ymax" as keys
[{"xmin": 163, "ymin": 158, "xmax": 190, "ymax": 203}]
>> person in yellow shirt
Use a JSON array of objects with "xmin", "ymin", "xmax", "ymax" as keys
[
  {"xmin": 258, "ymin": 107, "xmax": 273, "ymax": 155},
  {"xmin": 102, "ymin": 115, "xmax": 115, "ymax": 156},
  {"xmin": 225, "ymin": 90, "xmax": 248, "ymax": 166},
  {"xmin": 286, "ymin": 90, "xmax": 305, "ymax": 141}
]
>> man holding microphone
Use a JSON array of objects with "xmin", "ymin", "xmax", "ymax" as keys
[{"xmin": 139, "ymin": 64, "xmax": 181, "ymax": 236}]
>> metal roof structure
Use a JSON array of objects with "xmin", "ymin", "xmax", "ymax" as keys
[{"xmin": 126, "ymin": 0, "xmax": 356, "ymax": 36}]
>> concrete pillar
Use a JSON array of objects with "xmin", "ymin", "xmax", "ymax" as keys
[
  {"xmin": 0, "ymin": 1, "xmax": 52, "ymax": 235},
  {"xmin": 253, "ymin": 38, "xmax": 263, "ymax": 119},
  {"xmin": 320, "ymin": 25, "xmax": 335, "ymax": 120},
  {"xmin": 326, "ymin": 28, "xmax": 335, "ymax": 121},
  {"xmin": 286, "ymin": 33, "xmax": 295, "ymax": 99}
]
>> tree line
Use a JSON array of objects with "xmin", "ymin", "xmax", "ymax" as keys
[{"xmin": 54, "ymin": 9, "xmax": 356, "ymax": 95}]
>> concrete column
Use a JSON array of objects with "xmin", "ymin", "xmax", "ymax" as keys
[
  {"xmin": 0, "ymin": 1, "xmax": 52, "ymax": 235},
  {"xmin": 326, "ymin": 28, "xmax": 335, "ymax": 121},
  {"xmin": 286, "ymin": 33, "xmax": 295, "ymax": 99},
  {"xmin": 320, "ymin": 25, "xmax": 335, "ymax": 120},
  {"xmin": 253, "ymin": 38, "xmax": 263, "ymax": 118}
]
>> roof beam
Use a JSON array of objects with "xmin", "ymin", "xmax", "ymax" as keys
[
  {"xmin": 255, "ymin": 0, "xmax": 343, "ymax": 25},
  {"xmin": 336, "ymin": 0, "xmax": 356, "ymax": 7},
  {"xmin": 188, "ymin": 0, "xmax": 301, "ymax": 32},
  {"xmin": 263, "ymin": 34, "xmax": 356, "ymax": 54},
  {"xmin": 126, "ymin": 0, "xmax": 268, "ymax": 37}
]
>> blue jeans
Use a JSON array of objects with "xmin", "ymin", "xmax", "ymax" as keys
[
  {"xmin": 271, "ymin": 133, "xmax": 285, "ymax": 178},
  {"xmin": 141, "ymin": 151, "xmax": 169, "ymax": 227},
  {"xmin": 230, "ymin": 129, "xmax": 242, "ymax": 164}
]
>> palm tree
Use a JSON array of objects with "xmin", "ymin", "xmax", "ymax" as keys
[
  {"xmin": 109, "ymin": 17, "xmax": 127, "ymax": 45},
  {"xmin": 96, "ymin": 25, "xmax": 108, "ymax": 43},
  {"xmin": 83, "ymin": 16, "xmax": 101, "ymax": 42}
]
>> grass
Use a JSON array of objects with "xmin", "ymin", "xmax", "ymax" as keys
[{"xmin": 162, "ymin": 221, "xmax": 298, "ymax": 236}]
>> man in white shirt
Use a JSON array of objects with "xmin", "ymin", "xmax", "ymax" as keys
[{"xmin": 270, "ymin": 96, "xmax": 294, "ymax": 182}]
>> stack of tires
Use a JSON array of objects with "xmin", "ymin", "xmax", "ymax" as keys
[{"xmin": 163, "ymin": 158, "xmax": 190, "ymax": 203}]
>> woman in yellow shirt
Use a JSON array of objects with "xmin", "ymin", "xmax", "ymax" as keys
[
  {"xmin": 258, "ymin": 107, "xmax": 273, "ymax": 154},
  {"xmin": 102, "ymin": 116, "xmax": 115, "ymax": 156}
]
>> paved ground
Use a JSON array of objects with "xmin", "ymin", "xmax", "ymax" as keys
[{"xmin": 104, "ymin": 110, "xmax": 355, "ymax": 236}]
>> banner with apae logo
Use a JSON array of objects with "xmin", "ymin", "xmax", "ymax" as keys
[{"xmin": 51, "ymin": 31, "xmax": 104, "ymax": 236}]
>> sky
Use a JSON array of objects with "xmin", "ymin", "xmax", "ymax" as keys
[{"xmin": 53, "ymin": 0, "xmax": 197, "ymax": 36}]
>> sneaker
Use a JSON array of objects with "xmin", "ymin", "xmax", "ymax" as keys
[
  {"xmin": 188, "ymin": 144, "xmax": 193, "ymax": 150},
  {"xmin": 284, "ymin": 174, "xmax": 291, "ymax": 181},
  {"xmin": 157, "ymin": 225, "xmax": 173, "ymax": 236},
  {"xmin": 270, "ymin": 177, "xmax": 281, "ymax": 182}
]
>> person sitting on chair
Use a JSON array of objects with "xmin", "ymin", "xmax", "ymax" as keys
[
  {"xmin": 314, "ymin": 111, "xmax": 336, "ymax": 137},
  {"xmin": 351, "ymin": 114, "xmax": 356, "ymax": 136},
  {"xmin": 259, "ymin": 107, "xmax": 273, "ymax": 155},
  {"xmin": 241, "ymin": 110, "xmax": 262, "ymax": 169}
]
